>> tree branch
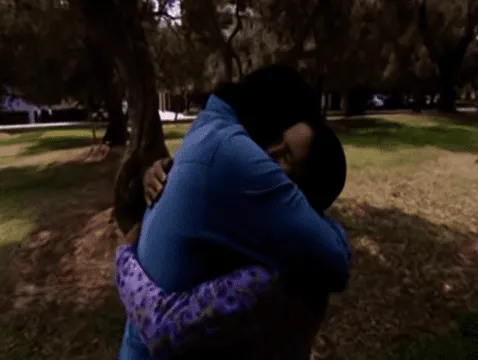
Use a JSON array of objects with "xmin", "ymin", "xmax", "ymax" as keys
[
  {"xmin": 281, "ymin": 0, "xmax": 324, "ymax": 65},
  {"xmin": 417, "ymin": 0, "xmax": 441, "ymax": 62},
  {"xmin": 227, "ymin": 0, "xmax": 244, "ymax": 80},
  {"xmin": 153, "ymin": 10, "xmax": 180, "ymax": 21},
  {"xmin": 451, "ymin": 0, "xmax": 476, "ymax": 68},
  {"xmin": 226, "ymin": 1, "xmax": 243, "ymax": 45}
]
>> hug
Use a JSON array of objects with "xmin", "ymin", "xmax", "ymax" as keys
[{"xmin": 116, "ymin": 64, "xmax": 351, "ymax": 360}]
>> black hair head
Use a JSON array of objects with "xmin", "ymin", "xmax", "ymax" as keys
[
  {"xmin": 297, "ymin": 124, "xmax": 347, "ymax": 214},
  {"xmin": 213, "ymin": 64, "xmax": 322, "ymax": 148}
]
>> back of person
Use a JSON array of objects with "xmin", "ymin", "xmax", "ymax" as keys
[
  {"xmin": 119, "ymin": 67, "xmax": 350, "ymax": 360},
  {"xmin": 136, "ymin": 99, "xmax": 280, "ymax": 290},
  {"xmin": 120, "ymin": 97, "xmax": 282, "ymax": 360}
]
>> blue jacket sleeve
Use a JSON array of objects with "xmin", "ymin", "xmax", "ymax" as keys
[{"xmin": 213, "ymin": 128, "xmax": 351, "ymax": 292}]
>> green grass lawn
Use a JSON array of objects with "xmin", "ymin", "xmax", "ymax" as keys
[
  {"xmin": 0, "ymin": 115, "xmax": 477, "ymax": 359},
  {"xmin": 0, "ymin": 123, "xmax": 190, "ymax": 243},
  {"xmin": 0, "ymin": 124, "xmax": 190, "ymax": 252}
]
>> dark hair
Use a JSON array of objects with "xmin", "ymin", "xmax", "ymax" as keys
[
  {"xmin": 296, "ymin": 124, "xmax": 347, "ymax": 214},
  {"xmin": 213, "ymin": 64, "xmax": 322, "ymax": 148}
]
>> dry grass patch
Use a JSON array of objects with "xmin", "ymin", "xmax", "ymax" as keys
[{"xmin": 319, "ymin": 150, "xmax": 478, "ymax": 359}]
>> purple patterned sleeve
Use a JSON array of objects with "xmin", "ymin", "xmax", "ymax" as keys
[{"xmin": 114, "ymin": 245, "xmax": 279, "ymax": 356}]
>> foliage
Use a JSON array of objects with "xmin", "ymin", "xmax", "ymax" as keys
[
  {"xmin": 2, "ymin": 0, "xmax": 478, "ymax": 228},
  {"xmin": 1, "ymin": 0, "xmax": 477, "ymax": 102}
]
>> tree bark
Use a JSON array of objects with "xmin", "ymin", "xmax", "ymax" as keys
[
  {"xmin": 437, "ymin": 61, "xmax": 457, "ymax": 113},
  {"xmin": 76, "ymin": 0, "xmax": 170, "ymax": 233},
  {"xmin": 103, "ymin": 107, "xmax": 127, "ymax": 146},
  {"xmin": 182, "ymin": 0, "xmax": 243, "ymax": 82},
  {"xmin": 281, "ymin": 0, "xmax": 325, "ymax": 65},
  {"xmin": 314, "ymin": 74, "xmax": 326, "ymax": 120},
  {"xmin": 112, "ymin": 18, "xmax": 170, "ymax": 234},
  {"xmin": 222, "ymin": 47, "xmax": 235, "ymax": 82},
  {"xmin": 102, "ymin": 71, "xmax": 128, "ymax": 147},
  {"xmin": 417, "ymin": 0, "xmax": 475, "ymax": 114},
  {"xmin": 345, "ymin": 88, "xmax": 367, "ymax": 116}
]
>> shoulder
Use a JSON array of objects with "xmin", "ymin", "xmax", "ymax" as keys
[
  {"xmin": 214, "ymin": 123, "xmax": 257, "ymax": 161},
  {"xmin": 174, "ymin": 115, "xmax": 237, "ymax": 165},
  {"xmin": 212, "ymin": 126, "xmax": 294, "ymax": 194}
]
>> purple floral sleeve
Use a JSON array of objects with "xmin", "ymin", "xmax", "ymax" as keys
[{"xmin": 114, "ymin": 245, "xmax": 279, "ymax": 356}]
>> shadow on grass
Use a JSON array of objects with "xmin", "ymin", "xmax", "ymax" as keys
[
  {"xmin": 0, "ymin": 194, "xmax": 475, "ymax": 359},
  {"xmin": 331, "ymin": 117, "xmax": 478, "ymax": 153},
  {"xmin": 437, "ymin": 111, "xmax": 478, "ymax": 128},
  {"xmin": 0, "ymin": 151, "xmax": 120, "ymax": 241},
  {"xmin": 0, "ymin": 153, "xmax": 125, "ymax": 359},
  {"xmin": 324, "ymin": 201, "xmax": 478, "ymax": 359},
  {"xmin": 0, "ymin": 131, "xmax": 46, "ymax": 146},
  {"xmin": 0, "ymin": 291, "xmax": 125, "ymax": 359},
  {"xmin": 0, "ymin": 153, "xmax": 117, "ymax": 194},
  {"xmin": 0, "ymin": 242, "xmax": 21, "ymax": 300},
  {"xmin": 22, "ymin": 136, "xmax": 96, "ymax": 156}
]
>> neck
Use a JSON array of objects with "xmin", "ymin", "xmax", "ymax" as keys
[
  {"xmin": 212, "ymin": 82, "xmax": 288, "ymax": 150},
  {"xmin": 212, "ymin": 82, "xmax": 243, "ymax": 115}
]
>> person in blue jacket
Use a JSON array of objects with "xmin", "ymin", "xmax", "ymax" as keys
[
  {"xmin": 118, "ymin": 64, "xmax": 351, "ymax": 360},
  {"xmin": 114, "ymin": 121, "xmax": 348, "ymax": 357}
]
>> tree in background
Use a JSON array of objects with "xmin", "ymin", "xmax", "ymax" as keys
[
  {"xmin": 72, "ymin": 0, "xmax": 171, "ymax": 233},
  {"xmin": 0, "ymin": 0, "xmax": 82, "ymax": 105},
  {"xmin": 417, "ymin": 0, "xmax": 478, "ymax": 112},
  {"xmin": 2, "ymin": 0, "xmax": 478, "ymax": 230}
]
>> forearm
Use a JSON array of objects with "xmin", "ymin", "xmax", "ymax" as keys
[{"xmin": 115, "ymin": 245, "xmax": 279, "ymax": 356}]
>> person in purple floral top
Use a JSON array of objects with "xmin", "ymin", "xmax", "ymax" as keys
[{"xmin": 115, "ymin": 123, "xmax": 348, "ymax": 358}]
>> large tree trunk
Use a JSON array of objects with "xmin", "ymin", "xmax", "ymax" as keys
[
  {"xmin": 314, "ymin": 74, "xmax": 326, "ymax": 120},
  {"xmin": 103, "ymin": 76, "xmax": 127, "ymax": 147},
  {"xmin": 103, "ymin": 107, "xmax": 127, "ymax": 146},
  {"xmin": 112, "ymin": 20, "xmax": 170, "ymax": 234},
  {"xmin": 437, "ymin": 62, "xmax": 457, "ymax": 113},
  {"xmin": 222, "ymin": 47, "xmax": 234, "ymax": 82},
  {"xmin": 418, "ymin": 1, "xmax": 474, "ymax": 115},
  {"xmin": 76, "ymin": 0, "xmax": 169, "ymax": 233},
  {"xmin": 345, "ymin": 88, "xmax": 367, "ymax": 116}
]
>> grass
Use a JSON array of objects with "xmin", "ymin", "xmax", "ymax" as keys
[
  {"xmin": 0, "ymin": 115, "xmax": 477, "ymax": 359},
  {"xmin": 0, "ymin": 123, "xmax": 189, "ymax": 243},
  {"xmin": 337, "ymin": 116, "xmax": 478, "ymax": 154}
]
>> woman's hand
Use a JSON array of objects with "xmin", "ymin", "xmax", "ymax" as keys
[
  {"xmin": 124, "ymin": 223, "xmax": 140, "ymax": 245},
  {"xmin": 143, "ymin": 158, "xmax": 173, "ymax": 207},
  {"xmin": 121, "ymin": 158, "xmax": 172, "ymax": 245}
]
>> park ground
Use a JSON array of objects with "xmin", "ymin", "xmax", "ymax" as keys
[{"xmin": 0, "ymin": 114, "xmax": 477, "ymax": 359}]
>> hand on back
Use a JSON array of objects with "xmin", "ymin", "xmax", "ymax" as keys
[
  {"xmin": 143, "ymin": 158, "xmax": 173, "ymax": 207},
  {"xmin": 123, "ymin": 158, "xmax": 172, "ymax": 245}
]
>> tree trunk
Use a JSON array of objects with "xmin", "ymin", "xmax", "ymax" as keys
[
  {"xmin": 222, "ymin": 48, "xmax": 234, "ymax": 82},
  {"xmin": 103, "ymin": 109, "xmax": 127, "ymax": 146},
  {"xmin": 103, "ymin": 79, "xmax": 127, "ymax": 147},
  {"xmin": 438, "ymin": 64, "xmax": 457, "ymax": 113},
  {"xmin": 313, "ymin": 74, "xmax": 326, "ymax": 120},
  {"xmin": 410, "ymin": 86, "xmax": 425, "ymax": 113},
  {"xmin": 76, "ymin": 0, "xmax": 170, "ymax": 233},
  {"xmin": 345, "ymin": 88, "xmax": 367, "ymax": 116},
  {"xmin": 330, "ymin": 93, "xmax": 342, "ymax": 111},
  {"xmin": 113, "ymin": 27, "xmax": 170, "ymax": 234},
  {"xmin": 417, "ymin": 2, "xmax": 474, "ymax": 114}
]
